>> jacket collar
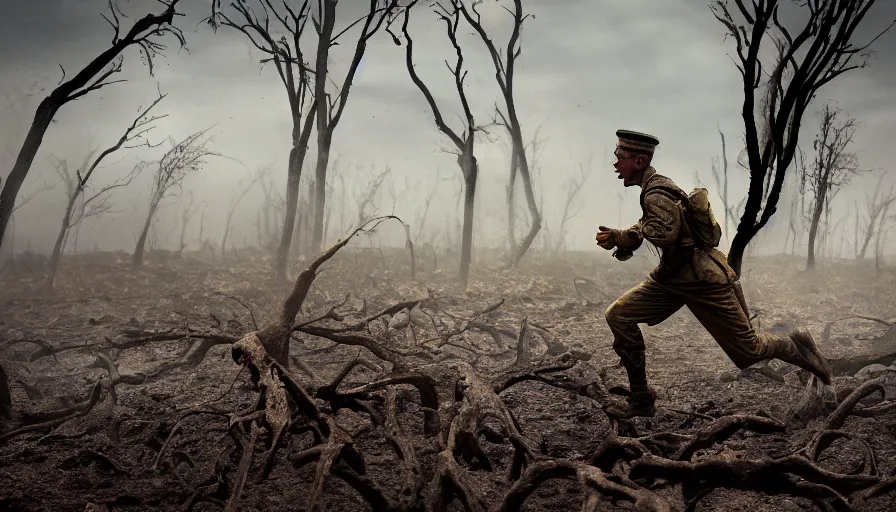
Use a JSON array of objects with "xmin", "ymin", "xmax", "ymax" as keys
[{"xmin": 640, "ymin": 166, "xmax": 657, "ymax": 189}]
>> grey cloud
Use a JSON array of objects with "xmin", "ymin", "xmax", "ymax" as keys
[{"xmin": 2, "ymin": 0, "xmax": 896, "ymax": 256}]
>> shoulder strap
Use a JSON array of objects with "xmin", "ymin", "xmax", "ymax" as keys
[
  {"xmin": 640, "ymin": 184, "xmax": 688, "ymax": 210},
  {"xmin": 639, "ymin": 184, "xmax": 693, "ymax": 249}
]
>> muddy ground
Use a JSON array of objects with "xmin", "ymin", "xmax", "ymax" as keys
[{"xmin": 0, "ymin": 245, "xmax": 895, "ymax": 511}]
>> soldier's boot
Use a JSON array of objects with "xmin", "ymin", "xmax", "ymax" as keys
[
  {"xmin": 604, "ymin": 346, "xmax": 657, "ymax": 419},
  {"xmin": 604, "ymin": 385, "xmax": 657, "ymax": 419},
  {"xmin": 765, "ymin": 328, "xmax": 833, "ymax": 385}
]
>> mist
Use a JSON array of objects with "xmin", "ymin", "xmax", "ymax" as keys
[
  {"xmin": 1, "ymin": 0, "xmax": 893, "ymax": 262},
  {"xmin": 2, "ymin": 1, "xmax": 896, "ymax": 511}
]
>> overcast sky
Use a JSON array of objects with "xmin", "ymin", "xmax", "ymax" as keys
[{"xmin": 2, "ymin": 0, "xmax": 895, "ymax": 258}]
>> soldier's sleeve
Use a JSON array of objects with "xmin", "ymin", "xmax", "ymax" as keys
[
  {"xmin": 610, "ymin": 222, "xmax": 643, "ymax": 252},
  {"xmin": 640, "ymin": 192, "xmax": 682, "ymax": 248}
]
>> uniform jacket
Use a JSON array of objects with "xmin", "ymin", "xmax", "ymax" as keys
[{"xmin": 609, "ymin": 167, "xmax": 736, "ymax": 285}]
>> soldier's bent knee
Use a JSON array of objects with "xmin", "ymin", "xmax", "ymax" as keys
[{"xmin": 605, "ymin": 300, "xmax": 622, "ymax": 326}]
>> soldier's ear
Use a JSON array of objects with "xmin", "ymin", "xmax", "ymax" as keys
[{"xmin": 635, "ymin": 154, "xmax": 648, "ymax": 167}]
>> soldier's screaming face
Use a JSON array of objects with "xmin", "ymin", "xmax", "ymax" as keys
[{"xmin": 613, "ymin": 148, "xmax": 648, "ymax": 187}]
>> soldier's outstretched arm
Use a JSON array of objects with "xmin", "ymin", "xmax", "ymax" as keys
[
  {"xmin": 640, "ymin": 193, "xmax": 682, "ymax": 248},
  {"xmin": 610, "ymin": 221, "xmax": 644, "ymax": 252},
  {"xmin": 603, "ymin": 222, "xmax": 642, "ymax": 262}
]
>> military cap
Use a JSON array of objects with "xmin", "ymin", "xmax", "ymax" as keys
[{"xmin": 616, "ymin": 129, "xmax": 659, "ymax": 154}]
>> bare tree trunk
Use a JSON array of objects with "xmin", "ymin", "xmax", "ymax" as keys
[
  {"xmin": 276, "ymin": 111, "xmax": 315, "ymax": 275},
  {"xmin": 198, "ymin": 206, "xmax": 207, "ymax": 250},
  {"xmin": 875, "ymin": 202, "xmax": 891, "ymax": 273},
  {"xmin": 45, "ymin": 194, "xmax": 78, "ymax": 289},
  {"xmin": 178, "ymin": 213, "xmax": 190, "ymax": 256},
  {"xmin": 459, "ymin": 154, "xmax": 477, "ymax": 289},
  {"xmin": 403, "ymin": 222, "xmax": 416, "ymax": 280},
  {"xmin": 310, "ymin": 134, "xmax": 332, "ymax": 255},
  {"xmin": 506, "ymin": 149, "xmax": 517, "ymax": 255},
  {"xmin": 720, "ymin": 129, "xmax": 730, "ymax": 239},
  {"xmin": 806, "ymin": 192, "xmax": 825, "ymax": 270},
  {"xmin": 0, "ymin": 104, "xmax": 55, "ymax": 252},
  {"xmin": 510, "ymin": 136, "xmax": 541, "ymax": 267},
  {"xmin": 177, "ymin": 193, "xmax": 197, "ymax": 257},
  {"xmin": 221, "ymin": 219, "xmax": 233, "ymax": 259},
  {"xmin": 276, "ymin": 146, "xmax": 305, "ymax": 278},
  {"xmin": 857, "ymin": 192, "xmax": 894, "ymax": 259},
  {"xmin": 133, "ymin": 203, "xmax": 158, "ymax": 269}
]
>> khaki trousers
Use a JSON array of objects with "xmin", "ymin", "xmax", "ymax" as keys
[{"xmin": 605, "ymin": 277, "xmax": 774, "ymax": 371}]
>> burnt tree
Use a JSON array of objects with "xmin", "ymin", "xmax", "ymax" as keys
[
  {"xmin": 802, "ymin": 103, "xmax": 860, "ymax": 269},
  {"xmin": 308, "ymin": 0, "xmax": 401, "ymax": 254},
  {"xmin": 458, "ymin": 0, "xmax": 541, "ymax": 268},
  {"xmin": 209, "ymin": 0, "xmax": 317, "ymax": 280},
  {"xmin": 132, "ymin": 128, "xmax": 218, "ymax": 269},
  {"xmin": 711, "ymin": 127, "xmax": 744, "ymax": 242},
  {"xmin": 176, "ymin": 191, "xmax": 204, "ymax": 257},
  {"xmin": 712, "ymin": 0, "xmax": 894, "ymax": 276},
  {"xmin": 222, "ymin": 164, "xmax": 269, "ymax": 260},
  {"xmin": 554, "ymin": 162, "xmax": 590, "ymax": 255},
  {"xmin": 857, "ymin": 171, "xmax": 896, "ymax": 259},
  {"xmin": 44, "ymin": 93, "xmax": 164, "ymax": 289},
  {"xmin": 0, "ymin": 0, "xmax": 184, "ymax": 252},
  {"xmin": 402, "ymin": 0, "xmax": 483, "ymax": 290}
]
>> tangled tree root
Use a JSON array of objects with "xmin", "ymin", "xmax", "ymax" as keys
[
  {"xmin": 3, "ymin": 217, "xmax": 896, "ymax": 511},
  {"xmin": 499, "ymin": 458, "xmax": 670, "ymax": 512}
]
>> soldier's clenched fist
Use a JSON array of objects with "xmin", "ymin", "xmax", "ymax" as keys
[{"xmin": 596, "ymin": 225, "xmax": 614, "ymax": 250}]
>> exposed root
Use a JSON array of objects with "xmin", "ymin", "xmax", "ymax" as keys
[
  {"xmin": 383, "ymin": 387, "xmax": 424, "ymax": 510},
  {"xmin": 153, "ymin": 409, "xmax": 229, "ymax": 471},
  {"xmin": 820, "ymin": 314, "xmax": 894, "ymax": 327},
  {"xmin": 294, "ymin": 325, "xmax": 414, "ymax": 368},
  {"xmin": 671, "ymin": 414, "xmax": 785, "ymax": 461},
  {"xmin": 1, "ymin": 363, "xmax": 12, "ymax": 420},
  {"xmin": 108, "ymin": 331, "xmax": 236, "ymax": 351},
  {"xmin": 496, "ymin": 459, "xmax": 670, "ymax": 512},
  {"xmin": 806, "ymin": 377, "xmax": 887, "ymax": 460},
  {"xmin": 636, "ymin": 452, "xmax": 878, "ymax": 508},
  {"xmin": 0, "ymin": 381, "xmax": 102, "ymax": 444},
  {"xmin": 493, "ymin": 352, "xmax": 607, "ymax": 405},
  {"xmin": 513, "ymin": 317, "xmax": 532, "ymax": 366},
  {"xmin": 829, "ymin": 351, "xmax": 896, "ymax": 377},
  {"xmin": 223, "ymin": 420, "xmax": 261, "ymax": 512},
  {"xmin": 809, "ymin": 429, "xmax": 879, "ymax": 476},
  {"xmin": 341, "ymin": 373, "xmax": 440, "ymax": 436},
  {"xmin": 425, "ymin": 361, "xmax": 542, "ymax": 511},
  {"xmin": 787, "ymin": 375, "xmax": 829, "ymax": 426}
]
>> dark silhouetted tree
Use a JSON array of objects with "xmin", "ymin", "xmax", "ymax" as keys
[
  {"xmin": 711, "ymin": 0, "xmax": 894, "ymax": 275},
  {"xmin": 0, "ymin": 0, "xmax": 184, "ymax": 252}
]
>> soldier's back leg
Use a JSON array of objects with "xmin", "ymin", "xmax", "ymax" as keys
[
  {"xmin": 678, "ymin": 281, "xmax": 765, "ymax": 369},
  {"xmin": 682, "ymin": 282, "xmax": 832, "ymax": 383}
]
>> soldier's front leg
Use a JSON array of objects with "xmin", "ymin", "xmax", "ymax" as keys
[{"xmin": 604, "ymin": 279, "xmax": 684, "ymax": 394}]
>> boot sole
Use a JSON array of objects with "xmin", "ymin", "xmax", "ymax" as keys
[{"xmin": 790, "ymin": 329, "xmax": 833, "ymax": 385}]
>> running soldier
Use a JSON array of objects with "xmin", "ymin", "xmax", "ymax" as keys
[{"xmin": 595, "ymin": 129, "xmax": 833, "ymax": 419}]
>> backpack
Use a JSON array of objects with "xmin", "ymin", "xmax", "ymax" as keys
[{"xmin": 640, "ymin": 185, "xmax": 722, "ymax": 249}]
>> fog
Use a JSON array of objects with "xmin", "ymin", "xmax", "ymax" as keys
[{"xmin": 2, "ymin": 0, "xmax": 896, "ymax": 261}]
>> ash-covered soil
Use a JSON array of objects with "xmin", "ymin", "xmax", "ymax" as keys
[{"xmin": 0, "ymin": 247, "xmax": 894, "ymax": 511}]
